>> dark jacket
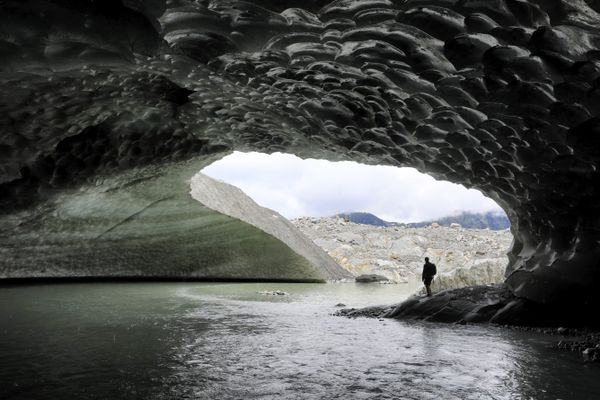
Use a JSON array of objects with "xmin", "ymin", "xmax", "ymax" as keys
[{"xmin": 422, "ymin": 261, "xmax": 437, "ymax": 281}]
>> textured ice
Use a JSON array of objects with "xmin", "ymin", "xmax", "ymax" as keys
[{"xmin": 1, "ymin": 0, "xmax": 600, "ymax": 316}]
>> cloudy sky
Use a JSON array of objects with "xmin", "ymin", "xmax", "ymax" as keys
[{"xmin": 201, "ymin": 152, "xmax": 504, "ymax": 223}]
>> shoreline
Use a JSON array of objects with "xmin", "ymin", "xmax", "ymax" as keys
[
  {"xmin": 0, "ymin": 276, "xmax": 328, "ymax": 287},
  {"xmin": 333, "ymin": 286, "xmax": 600, "ymax": 362},
  {"xmin": 333, "ymin": 285, "xmax": 600, "ymax": 362},
  {"xmin": 335, "ymin": 303, "xmax": 600, "ymax": 363}
]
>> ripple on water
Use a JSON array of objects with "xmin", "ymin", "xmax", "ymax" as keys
[{"xmin": 0, "ymin": 283, "xmax": 599, "ymax": 400}]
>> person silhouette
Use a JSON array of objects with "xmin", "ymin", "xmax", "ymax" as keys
[{"xmin": 422, "ymin": 257, "xmax": 437, "ymax": 297}]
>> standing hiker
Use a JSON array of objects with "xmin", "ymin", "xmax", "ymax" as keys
[{"xmin": 422, "ymin": 257, "xmax": 437, "ymax": 297}]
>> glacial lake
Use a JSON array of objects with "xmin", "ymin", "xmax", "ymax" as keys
[{"xmin": 1, "ymin": 282, "xmax": 599, "ymax": 400}]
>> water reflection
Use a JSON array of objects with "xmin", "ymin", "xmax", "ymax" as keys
[
  {"xmin": 420, "ymin": 323, "xmax": 440, "ymax": 360},
  {"xmin": 0, "ymin": 283, "xmax": 598, "ymax": 400}
]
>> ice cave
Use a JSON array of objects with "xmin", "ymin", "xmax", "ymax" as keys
[{"xmin": 1, "ymin": 0, "xmax": 600, "ymax": 327}]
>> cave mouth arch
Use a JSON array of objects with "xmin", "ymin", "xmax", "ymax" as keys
[
  {"xmin": 0, "ymin": 0, "xmax": 599, "ymax": 325},
  {"xmin": 196, "ymin": 151, "xmax": 513, "ymax": 290}
]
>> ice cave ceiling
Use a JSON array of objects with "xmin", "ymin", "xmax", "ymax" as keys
[{"xmin": 1, "ymin": 0, "xmax": 600, "ymax": 308}]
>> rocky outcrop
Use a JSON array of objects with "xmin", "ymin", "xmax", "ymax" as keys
[
  {"xmin": 430, "ymin": 259, "xmax": 506, "ymax": 293},
  {"xmin": 338, "ymin": 284, "xmax": 600, "ymax": 328},
  {"xmin": 1, "ymin": 0, "xmax": 600, "ymax": 320},
  {"xmin": 386, "ymin": 285, "xmax": 522, "ymax": 324},
  {"xmin": 387, "ymin": 284, "xmax": 600, "ymax": 328},
  {"xmin": 292, "ymin": 217, "xmax": 511, "ymax": 287}
]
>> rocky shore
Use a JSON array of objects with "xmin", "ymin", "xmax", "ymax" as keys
[
  {"xmin": 334, "ymin": 285, "xmax": 600, "ymax": 362},
  {"xmin": 557, "ymin": 334, "xmax": 600, "ymax": 362},
  {"xmin": 335, "ymin": 284, "xmax": 515, "ymax": 322}
]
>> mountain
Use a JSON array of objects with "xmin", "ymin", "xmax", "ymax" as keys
[
  {"xmin": 334, "ymin": 212, "xmax": 392, "ymax": 227},
  {"xmin": 333, "ymin": 211, "xmax": 510, "ymax": 230},
  {"xmin": 406, "ymin": 211, "xmax": 510, "ymax": 230}
]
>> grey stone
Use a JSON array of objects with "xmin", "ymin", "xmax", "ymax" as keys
[
  {"xmin": 293, "ymin": 217, "xmax": 511, "ymax": 287},
  {"xmin": 355, "ymin": 274, "xmax": 389, "ymax": 283}
]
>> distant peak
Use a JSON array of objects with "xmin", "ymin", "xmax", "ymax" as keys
[
  {"xmin": 333, "ymin": 212, "xmax": 391, "ymax": 227},
  {"xmin": 328, "ymin": 210, "xmax": 509, "ymax": 230}
]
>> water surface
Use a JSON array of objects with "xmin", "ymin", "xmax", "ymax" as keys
[{"xmin": 0, "ymin": 282, "xmax": 598, "ymax": 399}]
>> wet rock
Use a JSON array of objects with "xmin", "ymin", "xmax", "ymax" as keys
[
  {"xmin": 355, "ymin": 274, "xmax": 389, "ymax": 283},
  {"xmin": 258, "ymin": 290, "xmax": 289, "ymax": 296},
  {"xmin": 335, "ymin": 284, "xmax": 599, "ymax": 330},
  {"xmin": 334, "ymin": 305, "xmax": 395, "ymax": 318},
  {"xmin": 582, "ymin": 347, "xmax": 600, "ymax": 362},
  {"xmin": 556, "ymin": 332, "xmax": 600, "ymax": 362},
  {"xmin": 557, "ymin": 326, "xmax": 569, "ymax": 335}
]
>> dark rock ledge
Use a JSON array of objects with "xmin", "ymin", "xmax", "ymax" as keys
[{"xmin": 334, "ymin": 284, "xmax": 600, "ymax": 362}]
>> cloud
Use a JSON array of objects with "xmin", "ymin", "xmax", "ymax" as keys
[{"xmin": 201, "ymin": 152, "xmax": 504, "ymax": 222}]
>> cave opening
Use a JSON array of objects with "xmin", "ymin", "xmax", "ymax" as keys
[
  {"xmin": 2, "ymin": 1, "xmax": 600, "ymax": 397},
  {"xmin": 198, "ymin": 151, "xmax": 513, "ymax": 292}
]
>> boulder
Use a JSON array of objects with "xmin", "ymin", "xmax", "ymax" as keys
[{"xmin": 355, "ymin": 274, "xmax": 390, "ymax": 283}]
